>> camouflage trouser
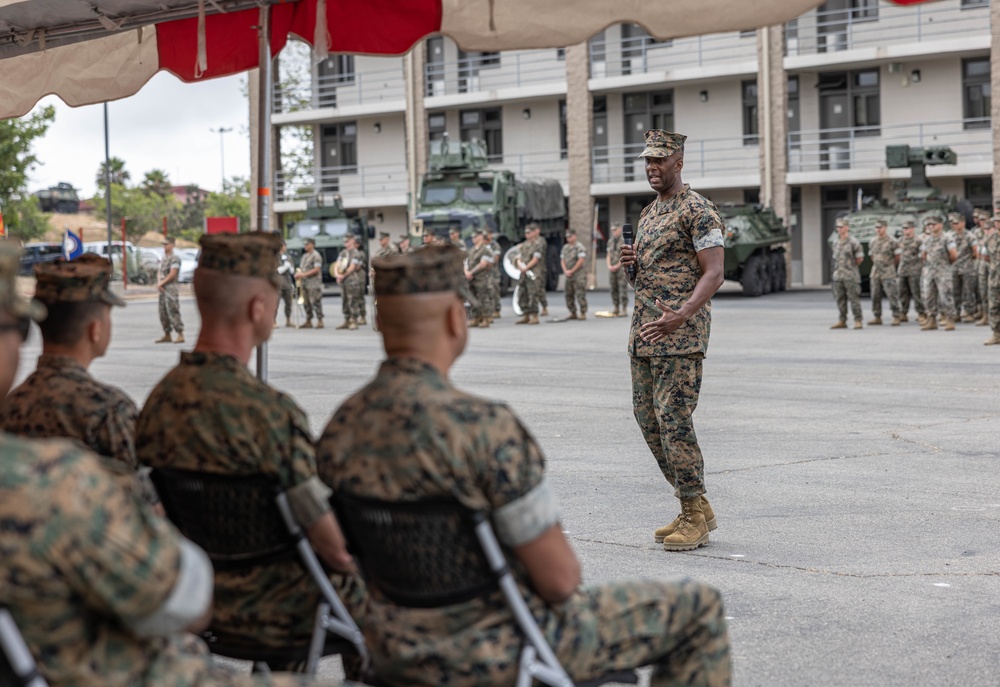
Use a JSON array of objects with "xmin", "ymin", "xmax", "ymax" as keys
[
  {"xmin": 831, "ymin": 279, "xmax": 862, "ymax": 323},
  {"xmin": 953, "ymin": 271, "xmax": 979, "ymax": 317},
  {"xmin": 537, "ymin": 273, "xmax": 548, "ymax": 310},
  {"xmin": 869, "ymin": 276, "xmax": 900, "ymax": 319},
  {"xmin": 144, "ymin": 633, "xmax": 343, "ymax": 686},
  {"xmin": 989, "ymin": 273, "xmax": 1000, "ymax": 335},
  {"xmin": 921, "ymin": 270, "xmax": 956, "ymax": 320},
  {"xmin": 979, "ymin": 264, "xmax": 990, "ymax": 317},
  {"xmin": 278, "ymin": 279, "xmax": 294, "ymax": 319},
  {"xmin": 565, "ymin": 273, "xmax": 588, "ymax": 315},
  {"xmin": 372, "ymin": 578, "xmax": 731, "ymax": 687},
  {"xmin": 630, "ymin": 355, "xmax": 705, "ymax": 500},
  {"xmin": 303, "ymin": 281, "xmax": 323, "ymax": 321},
  {"xmin": 610, "ymin": 268, "xmax": 629, "ymax": 310},
  {"xmin": 342, "ymin": 278, "xmax": 365, "ymax": 322},
  {"xmin": 491, "ymin": 271, "xmax": 501, "ymax": 315},
  {"xmin": 159, "ymin": 288, "xmax": 183, "ymax": 334},
  {"xmin": 518, "ymin": 275, "xmax": 539, "ymax": 315},
  {"xmin": 470, "ymin": 276, "xmax": 492, "ymax": 321},
  {"xmin": 898, "ymin": 274, "xmax": 925, "ymax": 317}
]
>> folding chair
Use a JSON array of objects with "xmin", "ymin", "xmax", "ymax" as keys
[
  {"xmin": 0, "ymin": 606, "xmax": 48, "ymax": 687},
  {"xmin": 149, "ymin": 468, "xmax": 368, "ymax": 676},
  {"xmin": 332, "ymin": 494, "xmax": 637, "ymax": 687}
]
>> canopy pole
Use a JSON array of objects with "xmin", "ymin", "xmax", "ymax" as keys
[
  {"xmin": 104, "ymin": 103, "xmax": 113, "ymax": 265},
  {"xmin": 255, "ymin": 4, "xmax": 272, "ymax": 381}
]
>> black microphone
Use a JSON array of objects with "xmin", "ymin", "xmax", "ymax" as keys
[{"xmin": 622, "ymin": 223, "xmax": 635, "ymax": 279}]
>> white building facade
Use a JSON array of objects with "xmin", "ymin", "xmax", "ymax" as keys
[{"xmin": 269, "ymin": 0, "xmax": 996, "ymax": 288}]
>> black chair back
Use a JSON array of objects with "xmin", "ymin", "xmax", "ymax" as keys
[
  {"xmin": 333, "ymin": 493, "xmax": 495, "ymax": 608},
  {"xmin": 149, "ymin": 468, "xmax": 296, "ymax": 570}
]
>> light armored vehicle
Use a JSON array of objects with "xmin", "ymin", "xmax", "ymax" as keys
[
  {"xmin": 35, "ymin": 182, "xmax": 80, "ymax": 214},
  {"xmin": 827, "ymin": 145, "xmax": 971, "ymax": 288},
  {"xmin": 415, "ymin": 138, "xmax": 566, "ymax": 290},
  {"xmin": 285, "ymin": 193, "xmax": 371, "ymax": 287},
  {"xmin": 720, "ymin": 204, "xmax": 790, "ymax": 297}
]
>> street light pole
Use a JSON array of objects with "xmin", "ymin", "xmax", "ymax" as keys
[{"xmin": 210, "ymin": 126, "xmax": 233, "ymax": 191}]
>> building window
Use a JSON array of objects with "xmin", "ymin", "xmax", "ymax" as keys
[
  {"xmin": 818, "ymin": 69, "xmax": 880, "ymax": 137},
  {"xmin": 742, "ymin": 80, "xmax": 759, "ymax": 145},
  {"xmin": 852, "ymin": 70, "xmax": 880, "ymax": 133},
  {"xmin": 623, "ymin": 91, "xmax": 672, "ymax": 180},
  {"xmin": 961, "ymin": 0, "xmax": 988, "ymax": 8},
  {"xmin": 559, "ymin": 100, "xmax": 568, "ymax": 159},
  {"xmin": 787, "ymin": 75, "xmax": 801, "ymax": 147},
  {"xmin": 425, "ymin": 37, "xmax": 445, "ymax": 97},
  {"xmin": 460, "ymin": 108, "xmax": 502, "ymax": 160},
  {"xmin": 740, "ymin": 29, "xmax": 756, "ymax": 38},
  {"xmin": 965, "ymin": 177, "xmax": 993, "ymax": 208},
  {"xmin": 319, "ymin": 122, "xmax": 357, "ymax": 188},
  {"xmin": 428, "ymin": 113, "xmax": 447, "ymax": 141},
  {"xmin": 316, "ymin": 55, "xmax": 355, "ymax": 107},
  {"xmin": 850, "ymin": 0, "xmax": 878, "ymax": 22},
  {"xmin": 457, "ymin": 50, "xmax": 500, "ymax": 93},
  {"xmin": 963, "ymin": 58, "xmax": 991, "ymax": 129},
  {"xmin": 621, "ymin": 24, "xmax": 671, "ymax": 75},
  {"xmin": 556, "ymin": 48, "xmax": 566, "ymax": 61}
]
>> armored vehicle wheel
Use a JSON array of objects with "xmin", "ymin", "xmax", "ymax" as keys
[
  {"xmin": 741, "ymin": 254, "xmax": 765, "ymax": 297},
  {"xmin": 760, "ymin": 256, "xmax": 773, "ymax": 295},
  {"xmin": 546, "ymin": 244, "xmax": 561, "ymax": 292},
  {"xmin": 769, "ymin": 251, "xmax": 786, "ymax": 292}
]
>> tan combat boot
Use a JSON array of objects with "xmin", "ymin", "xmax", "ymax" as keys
[
  {"xmin": 830, "ymin": 321, "xmax": 847, "ymax": 330},
  {"xmin": 155, "ymin": 333, "xmax": 172, "ymax": 343},
  {"xmin": 868, "ymin": 317, "xmax": 882, "ymax": 326},
  {"xmin": 301, "ymin": 319, "xmax": 313, "ymax": 329},
  {"xmin": 470, "ymin": 317, "xmax": 482, "ymax": 328},
  {"xmin": 579, "ymin": 313, "xmax": 587, "ymax": 320},
  {"xmin": 335, "ymin": 320, "xmax": 351, "ymax": 330},
  {"xmin": 515, "ymin": 315, "xmax": 530, "ymax": 325},
  {"xmin": 984, "ymin": 333, "xmax": 1000, "ymax": 346},
  {"xmin": 916, "ymin": 314, "xmax": 927, "ymax": 326},
  {"xmin": 566, "ymin": 312, "xmax": 578, "ymax": 320},
  {"xmin": 943, "ymin": 318, "xmax": 955, "ymax": 331},
  {"xmin": 920, "ymin": 317, "xmax": 937, "ymax": 331},
  {"xmin": 285, "ymin": 317, "xmax": 292, "ymax": 328},
  {"xmin": 962, "ymin": 314, "xmax": 977, "ymax": 323},
  {"xmin": 540, "ymin": 307, "xmax": 548, "ymax": 317},
  {"xmin": 612, "ymin": 308, "xmax": 620, "ymax": 317},
  {"xmin": 661, "ymin": 498, "xmax": 710, "ymax": 552},
  {"xmin": 478, "ymin": 318, "xmax": 491, "ymax": 329},
  {"xmin": 494, "ymin": 310, "xmax": 501, "ymax": 318},
  {"xmin": 620, "ymin": 309, "xmax": 628, "ymax": 318},
  {"xmin": 890, "ymin": 316, "xmax": 901, "ymax": 326},
  {"xmin": 528, "ymin": 313, "xmax": 540, "ymax": 325},
  {"xmin": 853, "ymin": 320, "xmax": 863, "ymax": 330},
  {"xmin": 316, "ymin": 319, "xmax": 325, "ymax": 329},
  {"xmin": 899, "ymin": 314, "xmax": 908, "ymax": 323},
  {"xmin": 654, "ymin": 495, "xmax": 717, "ymax": 543},
  {"xmin": 173, "ymin": 334, "xmax": 185, "ymax": 344},
  {"xmin": 347, "ymin": 320, "xmax": 358, "ymax": 330},
  {"xmin": 977, "ymin": 314, "xmax": 989, "ymax": 326}
]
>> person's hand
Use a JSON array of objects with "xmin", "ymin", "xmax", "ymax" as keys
[
  {"xmin": 640, "ymin": 299, "xmax": 687, "ymax": 343},
  {"xmin": 465, "ymin": 269, "xmax": 473, "ymax": 280},
  {"xmin": 157, "ymin": 283, "xmax": 164, "ymax": 293},
  {"xmin": 620, "ymin": 245, "xmax": 637, "ymax": 270},
  {"xmin": 336, "ymin": 275, "xmax": 344, "ymax": 284},
  {"xmin": 609, "ymin": 263, "xmax": 621, "ymax": 273}
]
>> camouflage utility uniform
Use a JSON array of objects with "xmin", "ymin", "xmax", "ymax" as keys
[
  {"xmin": 897, "ymin": 233, "xmax": 925, "ymax": 319},
  {"xmin": 137, "ymin": 352, "xmax": 366, "ymax": 651},
  {"xmin": 561, "ymin": 241, "xmax": 588, "ymax": 316},
  {"xmin": 921, "ymin": 233, "xmax": 957, "ymax": 322},
  {"xmin": 951, "ymin": 227, "xmax": 978, "ymax": 319},
  {"xmin": 984, "ymin": 231, "xmax": 1000, "ymax": 338},
  {"xmin": 0, "ymin": 353, "xmax": 138, "ymax": 468},
  {"xmin": 531, "ymin": 234, "xmax": 549, "ymax": 313},
  {"xmin": 868, "ymin": 234, "xmax": 901, "ymax": 322},
  {"xmin": 341, "ymin": 248, "xmax": 367, "ymax": 323},
  {"xmin": 158, "ymin": 252, "xmax": 184, "ymax": 336},
  {"xmin": 831, "ymin": 235, "xmax": 863, "ymax": 324},
  {"xmin": 607, "ymin": 232, "xmax": 629, "ymax": 314},
  {"xmin": 630, "ymin": 185, "xmax": 725, "ymax": 501},
  {"xmin": 278, "ymin": 252, "xmax": 296, "ymax": 322},
  {"xmin": 300, "ymin": 250, "xmax": 324, "ymax": 322},
  {"xmin": 975, "ymin": 221, "xmax": 991, "ymax": 323},
  {"xmin": 0, "ymin": 434, "xmax": 334, "ymax": 687},
  {"xmin": 489, "ymin": 237, "xmax": 502, "ymax": 316},
  {"xmin": 317, "ymin": 357, "xmax": 731, "ymax": 687},
  {"xmin": 466, "ymin": 243, "xmax": 494, "ymax": 323},
  {"xmin": 516, "ymin": 239, "xmax": 542, "ymax": 316}
]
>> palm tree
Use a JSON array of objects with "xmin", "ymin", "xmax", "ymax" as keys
[
  {"xmin": 96, "ymin": 157, "xmax": 130, "ymax": 188},
  {"xmin": 142, "ymin": 169, "xmax": 171, "ymax": 196}
]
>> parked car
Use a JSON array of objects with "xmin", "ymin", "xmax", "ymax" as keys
[
  {"xmin": 174, "ymin": 248, "xmax": 198, "ymax": 283},
  {"xmin": 81, "ymin": 240, "xmax": 148, "ymax": 283},
  {"xmin": 138, "ymin": 246, "xmax": 164, "ymax": 270},
  {"xmin": 19, "ymin": 242, "xmax": 63, "ymax": 275}
]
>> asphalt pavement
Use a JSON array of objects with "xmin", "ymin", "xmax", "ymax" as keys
[{"xmin": 15, "ymin": 285, "xmax": 1000, "ymax": 687}]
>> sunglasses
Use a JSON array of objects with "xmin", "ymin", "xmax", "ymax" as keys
[{"xmin": 0, "ymin": 317, "xmax": 31, "ymax": 343}]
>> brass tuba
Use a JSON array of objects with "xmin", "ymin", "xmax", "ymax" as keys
[
  {"xmin": 295, "ymin": 267, "xmax": 305, "ymax": 304},
  {"xmin": 503, "ymin": 245, "xmax": 534, "ymax": 281}
]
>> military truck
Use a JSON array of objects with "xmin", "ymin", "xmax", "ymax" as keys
[
  {"xmin": 415, "ymin": 137, "xmax": 566, "ymax": 291},
  {"xmin": 720, "ymin": 204, "xmax": 791, "ymax": 297},
  {"xmin": 35, "ymin": 182, "xmax": 80, "ymax": 214},
  {"xmin": 285, "ymin": 193, "xmax": 372, "ymax": 287},
  {"xmin": 827, "ymin": 145, "xmax": 972, "ymax": 289}
]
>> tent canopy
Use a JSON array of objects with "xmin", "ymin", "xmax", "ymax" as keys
[{"xmin": 0, "ymin": 0, "xmax": 847, "ymax": 119}]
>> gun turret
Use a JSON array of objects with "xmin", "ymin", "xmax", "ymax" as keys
[{"xmin": 886, "ymin": 145, "xmax": 956, "ymax": 193}]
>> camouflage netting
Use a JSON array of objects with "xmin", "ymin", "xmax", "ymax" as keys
[{"xmin": 519, "ymin": 179, "xmax": 565, "ymax": 221}]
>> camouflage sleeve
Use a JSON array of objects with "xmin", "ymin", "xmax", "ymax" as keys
[
  {"xmin": 852, "ymin": 238, "xmax": 864, "ymax": 259},
  {"xmin": 690, "ymin": 197, "xmax": 726, "ymax": 252},
  {"xmin": 43, "ymin": 449, "xmax": 185, "ymax": 627},
  {"xmin": 102, "ymin": 388, "xmax": 139, "ymax": 469},
  {"xmin": 478, "ymin": 404, "xmax": 549, "ymax": 515},
  {"xmin": 280, "ymin": 395, "xmax": 328, "ymax": 495}
]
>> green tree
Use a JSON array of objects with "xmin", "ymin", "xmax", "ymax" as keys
[
  {"xmin": 95, "ymin": 182, "xmax": 181, "ymax": 244},
  {"xmin": 205, "ymin": 176, "xmax": 251, "ymax": 232},
  {"xmin": 0, "ymin": 105, "xmax": 55, "ymax": 241},
  {"xmin": 95, "ymin": 157, "xmax": 130, "ymax": 189},
  {"xmin": 141, "ymin": 169, "xmax": 172, "ymax": 197}
]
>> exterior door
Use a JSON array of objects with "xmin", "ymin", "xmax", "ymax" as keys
[{"xmin": 819, "ymin": 91, "xmax": 850, "ymax": 170}]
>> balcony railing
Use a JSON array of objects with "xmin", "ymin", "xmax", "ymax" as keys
[
  {"xmin": 787, "ymin": 118, "xmax": 991, "ymax": 174},
  {"xmin": 787, "ymin": 0, "xmax": 988, "ymax": 56},
  {"xmin": 424, "ymin": 50, "xmax": 566, "ymax": 97},
  {"xmin": 275, "ymin": 163, "xmax": 408, "ymax": 203},
  {"xmin": 588, "ymin": 32, "xmax": 757, "ymax": 79},
  {"xmin": 273, "ymin": 67, "xmax": 406, "ymax": 114},
  {"xmin": 486, "ymin": 150, "xmax": 569, "ymax": 186},
  {"xmin": 592, "ymin": 137, "xmax": 759, "ymax": 185}
]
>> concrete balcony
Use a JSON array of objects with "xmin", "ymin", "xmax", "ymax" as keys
[
  {"xmin": 272, "ymin": 67, "xmax": 406, "ymax": 125},
  {"xmin": 274, "ymin": 163, "xmax": 408, "ymax": 212},
  {"xmin": 786, "ymin": 0, "xmax": 989, "ymax": 70},
  {"xmin": 424, "ymin": 50, "xmax": 567, "ymax": 108},
  {"xmin": 591, "ymin": 137, "xmax": 760, "ymax": 195},
  {"xmin": 588, "ymin": 32, "xmax": 758, "ymax": 91},
  {"xmin": 487, "ymin": 150, "xmax": 569, "ymax": 190},
  {"xmin": 787, "ymin": 118, "xmax": 991, "ymax": 185}
]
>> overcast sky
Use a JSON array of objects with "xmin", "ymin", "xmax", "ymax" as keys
[{"xmin": 28, "ymin": 71, "xmax": 251, "ymax": 199}]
